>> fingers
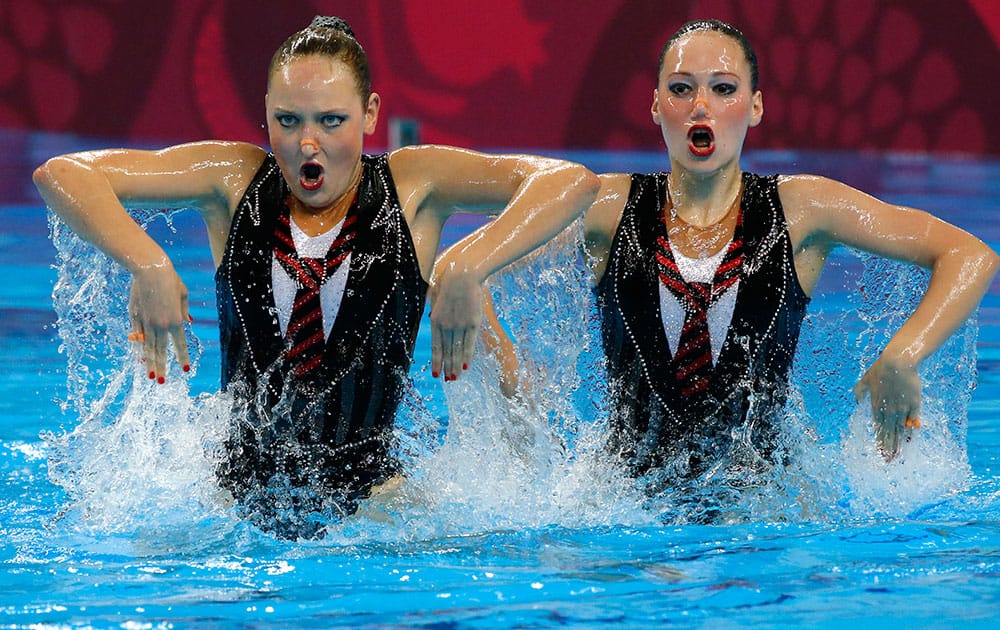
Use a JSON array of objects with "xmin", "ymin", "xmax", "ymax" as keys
[
  {"xmin": 171, "ymin": 319, "xmax": 191, "ymax": 375},
  {"xmin": 130, "ymin": 314, "xmax": 193, "ymax": 383},
  {"xmin": 176, "ymin": 290, "xmax": 192, "ymax": 373},
  {"xmin": 431, "ymin": 322, "xmax": 443, "ymax": 379},
  {"xmin": 441, "ymin": 327, "xmax": 456, "ymax": 381},
  {"xmin": 873, "ymin": 404, "xmax": 921, "ymax": 462},
  {"xmin": 430, "ymin": 325, "xmax": 477, "ymax": 383},
  {"xmin": 461, "ymin": 328, "xmax": 476, "ymax": 371},
  {"xmin": 875, "ymin": 416, "xmax": 901, "ymax": 461},
  {"xmin": 441, "ymin": 328, "xmax": 477, "ymax": 382},
  {"xmin": 143, "ymin": 326, "xmax": 166, "ymax": 384}
]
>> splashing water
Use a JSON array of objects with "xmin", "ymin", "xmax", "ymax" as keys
[
  {"xmin": 45, "ymin": 211, "xmax": 232, "ymax": 543},
  {"xmin": 790, "ymin": 249, "xmax": 976, "ymax": 520},
  {"xmin": 43, "ymin": 211, "xmax": 980, "ymax": 545},
  {"xmin": 386, "ymin": 224, "xmax": 654, "ymax": 538}
]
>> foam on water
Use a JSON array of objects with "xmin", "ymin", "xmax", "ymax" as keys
[{"xmin": 42, "ymin": 211, "xmax": 983, "ymax": 546}]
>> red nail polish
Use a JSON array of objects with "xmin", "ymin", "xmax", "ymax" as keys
[
  {"xmin": 149, "ymin": 371, "xmax": 156, "ymax": 379},
  {"xmin": 188, "ymin": 314, "xmax": 194, "ymax": 323},
  {"xmin": 450, "ymin": 373, "xmax": 457, "ymax": 380},
  {"xmin": 463, "ymin": 363, "xmax": 468, "ymax": 370},
  {"xmin": 157, "ymin": 376, "xmax": 165, "ymax": 384},
  {"xmin": 182, "ymin": 364, "xmax": 191, "ymax": 372},
  {"xmin": 432, "ymin": 371, "xmax": 439, "ymax": 378}
]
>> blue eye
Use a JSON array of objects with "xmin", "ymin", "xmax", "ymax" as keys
[
  {"xmin": 668, "ymin": 82, "xmax": 692, "ymax": 96},
  {"xmin": 276, "ymin": 114, "xmax": 298, "ymax": 128},
  {"xmin": 321, "ymin": 114, "xmax": 346, "ymax": 128}
]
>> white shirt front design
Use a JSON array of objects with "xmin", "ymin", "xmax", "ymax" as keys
[
  {"xmin": 271, "ymin": 216, "xmax": 351, "ymax": 340},
  {"xmin": 658, "ymin": 243, "xmax": 739, "ymax": 365}
]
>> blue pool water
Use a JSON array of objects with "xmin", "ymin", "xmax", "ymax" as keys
[{"xmin": 2, "ymin": 138, "xmax": 1000, "ymax": 627}]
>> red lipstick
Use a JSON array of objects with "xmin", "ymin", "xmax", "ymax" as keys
[
  {"xmin": 688, "ymin": 125, "xmax": 715, "ymax": 157},
  {"xmin": 300, "ymin": 162, "xmax": 324, "ymax": 191}
]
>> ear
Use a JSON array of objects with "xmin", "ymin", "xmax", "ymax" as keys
[
  {"xmin": 749, "ymin": 90, "xmax": 763, "ymax": 128},
  {"xmin": 651, "ymin": 89, "xmax": 661, "ymax": 125},
  {"xmin": 364, "ymin": 93, "xmax": 381, "ymax": 135}
]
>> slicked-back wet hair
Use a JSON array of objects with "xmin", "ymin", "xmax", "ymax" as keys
[
  {"xmin": 658, "ymin": 19, "xmax": 759, "ymax": 92},
  {"xmin": 268, "ymin": 15, "xmax": 372, "ymax": 104}
]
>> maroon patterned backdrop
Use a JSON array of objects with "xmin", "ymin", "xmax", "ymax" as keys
[{"xmin": 2, "ymin": 0, "xmax": 999, "ymax": 154}]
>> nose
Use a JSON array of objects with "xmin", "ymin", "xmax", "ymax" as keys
[
  {"xmin": 300, "ymin": 138, "xmax": 319, "ymax": 155},
  {"xmin": 691, "ymin": 92, "xmax": 711, "ymax": 118}
]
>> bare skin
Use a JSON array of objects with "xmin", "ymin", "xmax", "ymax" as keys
[
  {"xmin": 577, "ymin": 30, "xmax": 999, "ymax": 459},
  {"xmin": 32, "ymin": 55, "xmax": 599, "ymax": 388}
]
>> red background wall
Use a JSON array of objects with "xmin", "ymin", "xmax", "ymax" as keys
[{"xmin": 3, "ymin": 0, "xmax": 999, "ymax": 154}]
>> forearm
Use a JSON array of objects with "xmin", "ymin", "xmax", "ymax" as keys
[
  {"xmin": 882, "ymin": 242, "xmax": 999, "ymax": 365},
  {"xmin": 33, "ymin": 156, "xmax": 169, "ymax": 273},
  {"xmin": 436, "ymin": 164, "xmax": 599, "ymax": 281}
]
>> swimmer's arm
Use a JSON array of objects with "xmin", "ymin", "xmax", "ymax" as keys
[
  {"xmin": 390, "ymin": 145, "xmax": 600, "ymax": 380},
  {"xmin": 782, "ymin": 175, "xmax": 999, "ymax": 456},
  {"xmin": 33, "ymin": 141, "xmax": 265, "ymax": 265},
  {"xmin": 32, "ymin": 141, "xmax": 266, "ymax": 381},
  {"xmin": 475, "ymin": 174, "xmax": 630, "ymax": 396},
  {"xmin": 480, "ymin": 291, "xmax": 519, "ymax": 397},
  {"xmin": 784, "ymin": 174, "xmax": 999, "ymax": 364}
]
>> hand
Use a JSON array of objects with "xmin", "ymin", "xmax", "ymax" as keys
[
  {"xmin": 428, "ymin": 265, "xmax": 483, "ymax": 382},
  {"xmin": 128, "ymin": 261, "xmax": 191, "ymax": 382},
  {"xmin": 853, "ymin": 353, "xmax": 922, "ymax": 461}
]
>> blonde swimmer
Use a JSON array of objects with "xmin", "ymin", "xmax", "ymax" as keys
[{"xmin": 34, "ymin": 15, "xmax": 598, "ymax": 537}]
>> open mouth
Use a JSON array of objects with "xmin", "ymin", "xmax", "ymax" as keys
[
  {"xmin": 688, "ymin": 125, "xmax": 715, "ymax": 157},
  {"xmin": 300, "ymin": 162, "xmax": 324, "ymax": 191}
]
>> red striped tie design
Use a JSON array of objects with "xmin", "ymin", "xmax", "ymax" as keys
[
  {"xmin": 273, "ymin": 209, "xmax": 357, "ymax": 378},
  {"xmin": 655, "ymin": 212, "xmax": 743, "ymax": 397}
]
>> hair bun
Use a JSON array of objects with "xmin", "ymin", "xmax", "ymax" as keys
[{"xmin": 309, "ymin": 15, "xmax": 355, "ymax": 38}]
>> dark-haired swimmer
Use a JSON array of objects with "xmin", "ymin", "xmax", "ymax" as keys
[
  {"xmin": 33, "ymin": 16, "xmax": 599, "ymax": 536},
  {"xmin": 495, "ymin": 19, "xmax": 997, "ymax": 479}
]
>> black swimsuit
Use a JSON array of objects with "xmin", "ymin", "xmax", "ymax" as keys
[
  {"xmin": 597, "ymin": 172, "xmax": 809, "ymax": 476},
  {"xmin": 215, "ymin": 153, "xmax": 427, "ymax": 534}
]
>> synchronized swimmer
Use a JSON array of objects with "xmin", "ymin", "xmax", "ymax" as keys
[{"xmin": 33, "ymin": 16, "xmax": 998, "ymax": 533}]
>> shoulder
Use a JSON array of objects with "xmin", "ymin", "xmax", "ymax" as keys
[
  {"xmin": 188, "ymin": 140, "xmax": 270, "ymax": 179},
  {"xmin": 150, "ymin": 141, "xmax": 268, "ymax": 195},
  {"xmin": 775, "ymin": 173, "xmax": 845, "ymax": 227},
  {"xmin": 583, "ymin": 173, "xmax": 633, "ymax": 275},
  {"xmin": 384, "ymin": 145, "xmax": 452, "ymax": 200},
  {"xmin": 192, "ymin": 141, "xmax": 269, "ymax": 211},
  {"xmin": 584, "ymin": 173, "xmax": 633, "ymax": 239},
  {"xmin": 385, "ymin": 144, "xmax": 467, "ymax": 184}
]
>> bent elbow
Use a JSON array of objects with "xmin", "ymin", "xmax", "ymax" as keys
[
  {"xmin": 31, "ymin": 160, "xmax": 57, "ymax": 195},
  {"xmin": 33, "ymin": 156, "xmax": 85, "ymax": 198},
  {"xmin": 562, "ymin": 164, "xmax": 601, "ymax": 207},
  {"xmin": 580, "ymin": 167, "xmax": 601, "ymax": 198},
  {"xmin": 949, "ymin": 241, "xmax": 1000, "ymax": 289},
  {"xmin": 983, "ymin": 246, "xmax": 1000, "ymax": 280}
]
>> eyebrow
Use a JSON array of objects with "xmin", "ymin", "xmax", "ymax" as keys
[{"xmin": 666, "ymin": 70, "xmax": 741, "ymax": 80}]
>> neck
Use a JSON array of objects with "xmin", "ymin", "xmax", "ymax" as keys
[
  {"xmin": 289, "ymin": 166, "xmax": 362, "ymax": 235},
  {"xmin": 666, "ymin": 164, "xmax": 743, "ymax": 227}
]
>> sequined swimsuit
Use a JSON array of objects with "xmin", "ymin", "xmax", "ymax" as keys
[
  {"xmin": 597, "ymin": 172, "xmax": 809, "ymax": 476},
  {"xmin": 215, "ymin": 153, "xmax": 427, "ymax": 525}
]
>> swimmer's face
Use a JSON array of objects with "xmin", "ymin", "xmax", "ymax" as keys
[
  {"xmin": 652, "ymin": 31, "xmax": 762, "ymax": 173},
  {"xmin": 266, "ymin": 56, "xmax": 379, "ymax": 209}
]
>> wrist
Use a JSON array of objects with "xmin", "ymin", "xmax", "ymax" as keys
[
  {"xmin": 879, "ymin": 343, "xmax": 921, "ymax": 370},
  {"xmin": 127, "ymin": 251, "xmax": 173, "ymax": 276},
  {"xmin": 434, "ymin": 249, "xmax": 487, "ymax": 286}
]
